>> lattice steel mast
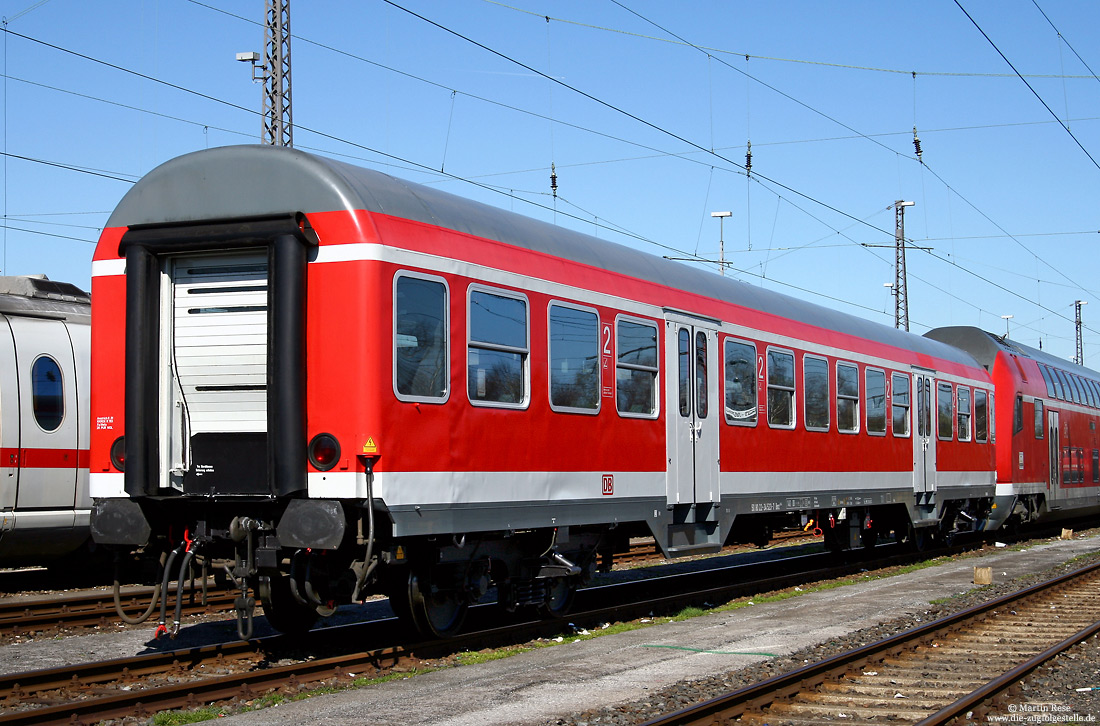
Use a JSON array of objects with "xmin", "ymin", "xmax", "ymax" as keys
[
  {"xmin": 1076, "ymin": 300, "xmax": 1087, "ymax": 365},
  {"xmin": 893, "ymin": 200, "xmax": 914, "ymax": 332},
  {"xmin": 263, "ymin": 0, "xmax": 292, "ymax": 147}
]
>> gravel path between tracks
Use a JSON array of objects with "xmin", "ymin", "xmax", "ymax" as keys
[{"xmin": 208, "ymin": 532, "xmax": 1100, "ymax": 726}]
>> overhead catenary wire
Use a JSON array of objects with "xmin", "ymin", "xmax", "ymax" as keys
[
  {"xmin": 483, "ymin": 0, "xmax": 1100, "ymax": 81},
  {"xmin": 3, "ymin": 7, "xmax": 1096, "ymax": 349},
  {"xmin": 7, "ymin": 8, "xmax": 1093, "ymax": 318},
  {"xmin": 954, "ymin": 0, "xmax": 1100, "ymax": 173}
]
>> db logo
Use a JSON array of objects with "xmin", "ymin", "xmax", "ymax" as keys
[{"xmin": 602, "ymin": 474, "xmax": 614, "ymax": 496}]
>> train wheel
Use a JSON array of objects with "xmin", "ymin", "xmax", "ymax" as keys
[
  {"xmin": 258, "ymin": 573, "xmax": 319, "ymax": 635},
  {"xmin": 537, "ymin": 577, "xmax": 577, "ymax": 619},
  {"xmin": 407, "ymin": 568, "xmax": 467, "ymax": 638},
  {"xmin": 911, "ymin": 526, "xmax": 934, "ymax": 552}
]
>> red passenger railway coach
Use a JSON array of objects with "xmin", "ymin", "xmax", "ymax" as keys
[
  {"xmin": 927, "ymin": 327, "xmax": 1100, "ymax": 524},
  {"xmin": 90, "ymin": 145, "xmax": 1006, "ymax": 637}
]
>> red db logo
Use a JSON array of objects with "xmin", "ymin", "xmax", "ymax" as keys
[{"xmin": 602, "ymin": 474, "xmax": 614, "ymax": 495}]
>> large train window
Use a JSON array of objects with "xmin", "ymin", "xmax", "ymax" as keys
[
  {"xmin": 803, "ymin": 355, "xmax": 829, "ymax": 432},
  {"xmin": 31, "ymin": 355, "xmax": 64, "ymax": 431},
  {"xmin": 723, "ymin": 338, "xmax": 757, "ymax": 426},
  {"xmin": 548, "ymin": 303, "xmax": 599, "ymax": 413},
  {"xmin": 891, "ymin": 373, "xmax": 910, "ymax": 437},
  {"xmin": 1093, "ymin": 450, "xmax": 1099, "ymax": 484},
  {"xmin": 1034, "ymin": 399, "xmax": 1044, "ymax": 439},
  {"xmin": 975, "ymin": 389, "xmax": 989, "ymax": 443},
  {"xmin": 866, "ymin": 368, "xmax": 886, "ymax": 435},
  {"xmin": 957, "ymin": 387, "xmax": 972, "ymax": 442},
  {"xmin": 766, "ymin": 348, "xmax": 795, "ymax": 429},
  {"xmin": 394, "ymin": 273, "xmax": 449, "ymax": 402},
  {"xmin": 468, "ymin": 287, "xmax": 529, "ymax": 407},
  {"xmin": 615, "ymin": 317, "xmax": 658, "ymax": 418},
  {"xmin": 936, "ymin": 382, "xmax": 954, "ymax": 440},
  {"xmin": 837, "ymin": 362, "xmax": 859, "ymax": 434}
]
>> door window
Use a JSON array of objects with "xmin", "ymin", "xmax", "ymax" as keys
[{"xmin": 31, "ymin": 355, "xmax": 64, "ymax": 431}]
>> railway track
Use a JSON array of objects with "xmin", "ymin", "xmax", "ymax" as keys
[
  {"xmin": 640, "ymin": 560, "xmax": 1100, "ymax": 726},
  {"xmin": 0, "ymin": 534, "xmax": 817, "ymax": 637},
  {"xmin": 0, "ymin": 529, "xmax": 1076, "ymax": 724},
  {"xmin": 0, "ymin": 583, "xmax": 233, "ymax": 638},
  {"xmin": 0, "ymin": 540, "xmax": 934, "ymax": 726}
]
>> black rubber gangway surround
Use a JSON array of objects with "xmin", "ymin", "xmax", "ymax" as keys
[{"xmin": 118, "ymin": 214, "xmax": 315, "ymax": 498}]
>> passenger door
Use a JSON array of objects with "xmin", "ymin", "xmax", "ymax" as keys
[
  {"xmin": 913, "ymin": 372, "xmax": 937, "ymax": 494},
  {"xmin": 8, "ymin": 316, "xmax": 78, "ymax": 512},
  {"xmin": 665, "ymin": 316, "xmax": 720, "ymax": 507},
  {"xmin": 1048, "ymin": 410, "xmax": 1061, "ymax": 499},
  {"xmin": 0, "ymin": 315, "xmax": 17, "ymax": 511}
]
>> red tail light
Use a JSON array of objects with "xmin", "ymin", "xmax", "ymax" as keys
[
  {"xmin": 110, "ymin": 436, "xmax": 126, "ymax": 472},
  {"xmin": 308, "ymin": 433, "xmax": 340, "ymax": 471}
]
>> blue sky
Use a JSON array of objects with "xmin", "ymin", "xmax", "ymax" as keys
[{"xmin": 1, "ymin": 1, "xmax": 1098, "ymax": 363}]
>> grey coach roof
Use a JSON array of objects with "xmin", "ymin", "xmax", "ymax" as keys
[{"xmin": 108, "ymin": 144, "xmax": 975, "ymax": 367}]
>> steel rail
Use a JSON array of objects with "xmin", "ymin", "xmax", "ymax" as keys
[
  {"xmin": 0, "ymin": 544, "xmax": 929, "ymax": 724},
  {"xmin": 638, "ymin": 560, "xmax": 1100, "ymax": 726}
]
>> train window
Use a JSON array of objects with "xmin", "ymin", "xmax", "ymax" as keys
[
  {"xmin": 616, "ymin": 318, "xmax": 658, "ymax": 418},
  {"xmin": 31, "ymin": 355, "xmax": 64, "ymax": 431},
  {"xmin": 975, "ymin": 389, "xmax": 989, "ymax": 443},
  {"xmin": 1067, "ymin": 374, "xmax": 1082, "ymax": 404},
  {"xmin": 1013, "ymin": 394, "xmax": 1024, "ymax": 434},
  {"xmin": 891, "ymin": 373, "xmax": 910, "ymax": 437},
  {"xmin": 1054, "ymin": 369, "xmax": 1072, "ymax": 402},
  {"xmin": 1082, "ymin": 377, "xmax": 1097, "ymax": 408},
  {"xmin": 723, "ymin": 338, "xmax": 757, "ymax": 426},
  {"xmin": 1093, "ymin": 450, "xmax": 1099, "ymax": 484},
  {"xmin": 468, "ymin": 287, "xmax": 529, "ymax": 407},
  {"xmin": 837, "ymin": 362, "xmax": 859, "ymax": 434},
  {"xmin": 866, "ymin": 368, "xmax": 886, "ymax": 435},
  {"xmin": 1039, "ymin": 365, "xmax": 1056, "ymax": 398},
  {"xmin": 936, "ymin": 382, "xmax": 953, "ymax": 440},
  {"xmin": 394, "ymin": 274, "xmax": 449, "ymax": 402},
  {"xmin": 957, "ymin": 387, "xmax": 972, "ymax": 442},
  {"xmin": 767, "ymin": 348, "xmax": 795, "ymax": 429},
  {"xmin": 548, "ymin": 304, "xmax": 599, "ymax": 413},
  {"xmin": 1034, "ymin": 399, "xmax": 1044, "ymax": 439},
  {"xmin": 1053, "ymin": 367, "xmax": 1066, "ymax": 400},
  {"xmin": 678, "ymin": 329, "xmax": 691, "ymax": 417},
  {"xmin": 803, "ymin": 355, "xmax": 829, "ymax": 432}
]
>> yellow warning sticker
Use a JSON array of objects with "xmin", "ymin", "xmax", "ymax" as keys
[{"xmin": 363, "ymin": 437, "xmax": 378, "ymax": 454}]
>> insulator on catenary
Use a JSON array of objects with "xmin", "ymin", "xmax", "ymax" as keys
[
  {"xmin": 550, "ymin": 162, "xmax": 558, "ymax": 199},
  {"xmin": 745, "ymin": 140, "xmax": 752, "ymax": 175},
  {"xmin": 913, "ymin": 127, "xmax": 923, "ymax": 163}
]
